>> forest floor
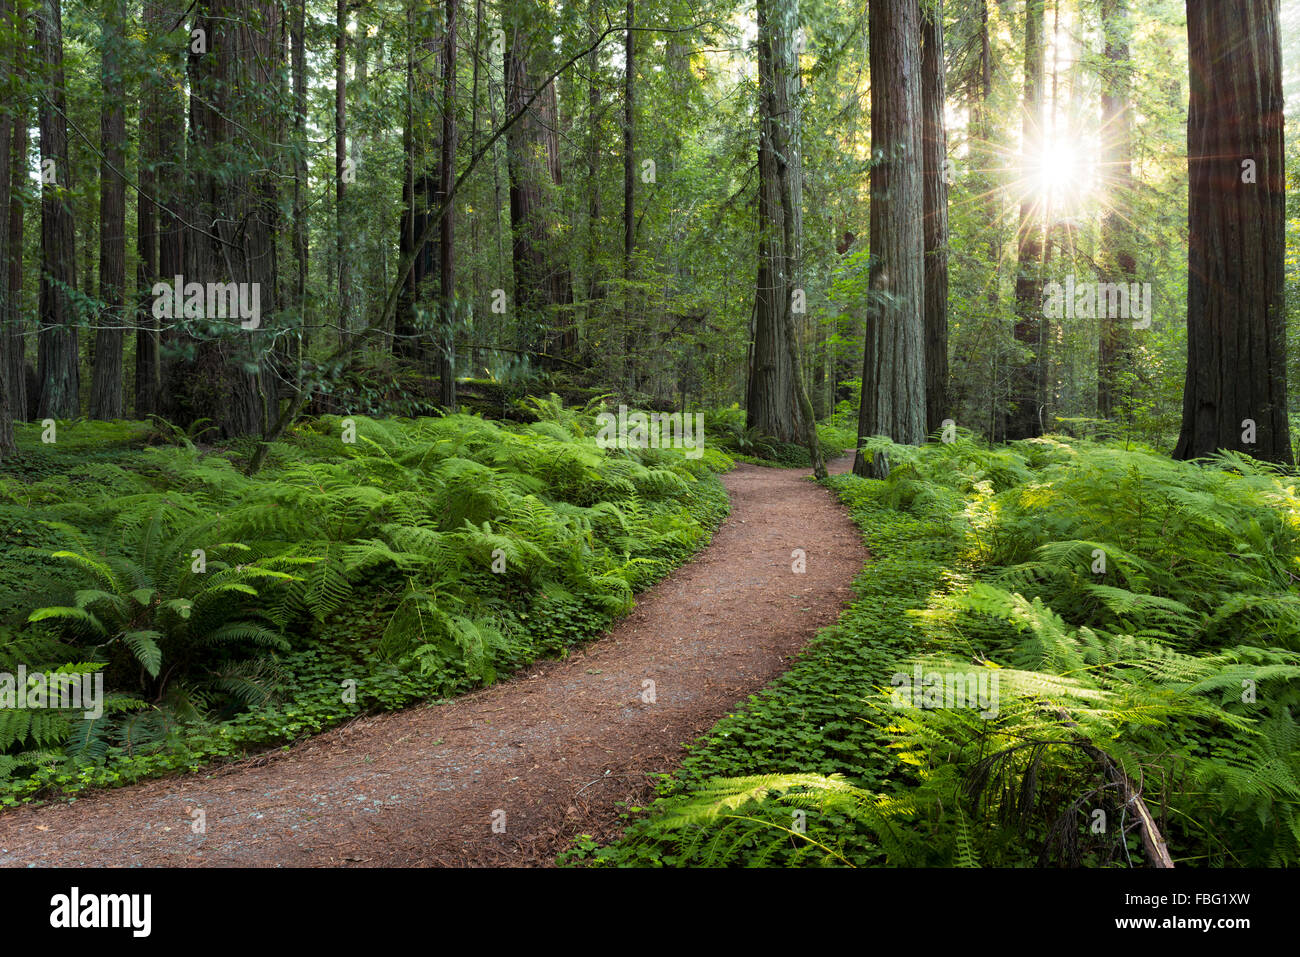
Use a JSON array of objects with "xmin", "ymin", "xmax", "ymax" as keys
[{"xmin": 0, "ymin": 456, "xmax": 865, "ymax": 867}]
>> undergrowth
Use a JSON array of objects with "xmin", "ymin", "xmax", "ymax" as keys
[
  {"xmin": 575, "ymin": 435, "xmax": 1300, "ymax": 867},
  {"xmin": 0, "ymin": 405, "xmax": 732, "ymax": 804}
]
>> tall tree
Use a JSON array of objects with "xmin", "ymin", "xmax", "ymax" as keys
[
  {"xmin": 135, "ymin": 0, "xmax": 160, "ymax": 416},
  {"xmin": 504, "ymin": 6, "xmax": 574, "ymax": 362},
  {"xmin": 853, "ymin": 0, "xmax": 925, "ymax": 478},
  {"xmin": 437, "ymin": 0, "xmax": 458, "ymax": 408},
  {"xmin": 1006, "ymin": 0, "xmax": 1046, "ymax": 439},
  {"xmin": 4, "ymin": 1, "xmax": 26, "ymax": 423},
  {"xmin": 335, "ymin": 0, "xmax": 351, "ymax": 346},
  {"xmin": 921, "ymin": 0, "xmax": 949, "ymax": 436},
  {"xmin": 90, "ymin": 0, "xmax": 127, "ymax": 419},
  {"xmin": 1175, "ymin": 0, "xmax": 1292, "ymax": 464},
  {"xmin": 746, "ymin": 0, "xmax": 806, "ymax": 447},
  {"xmin": 290, "ymin": 0, "xmax": 308, "ymax": 378},
  {"xmin": 6, "ymin": 100, "xmax": 27, "ymax": 424},
  {"xmin": 395, "ymin": 3, "xmax": 438, "ymax": 362},
  {"xmin": 35, "ymin": 0, "xmax": 79, "ymax": 420},
  {"xmin": 175, "ymin": 0, "xmax": 281, "ymax": 436},
  {"xmin": 0, "ymin": 0, "xmax": 15, "ymax": 456},
  {"xmin": 621, "ymin": 0, "xmax": 635, "ymax": 387},
  {"xmin": 1096, "ymin": 0, "xmax": 1135, "ymax": 420}
]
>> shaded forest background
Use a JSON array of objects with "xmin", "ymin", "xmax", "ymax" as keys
[{"xmin": 0, "ymin": 0, "xmax": 1297, "ymax": 456}]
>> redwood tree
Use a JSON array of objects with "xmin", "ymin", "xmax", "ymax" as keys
[
  {"xmin": 921, "ymin": 0, "xmax": 949, "ymax": 436},
  {"xmin": 504, "ymin": 5, "xmax": 574, "ymax": 362},
  {"xmin": 1006, "ymin": 0, "xmax": 1046, "ymax": 440},
  {"xmin": 1175, "ymin": 0, "xmax": 1292, "ymax": 464},
  {"xmin": 90, "ymin": 0, "xmax": 127, "ymax": 419},
  {"xmin": 854, "ymin": 0, "xmax": 926, "ymax": 478},
  {"xmin": 1096, "ymin": 0, "xmax": 1136, "ymax": 420},
  {"xmin": 35, "ymin": 0, "xmax": 79, "ymax": 420}
]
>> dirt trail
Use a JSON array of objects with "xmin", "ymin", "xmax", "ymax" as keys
[{"xmin": 0, "ymin": 456, "xmax": 865, "ymax": 867}]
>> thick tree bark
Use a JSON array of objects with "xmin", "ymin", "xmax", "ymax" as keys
[
  {"xmin": 853, "ymin": 0, "xmax": 926, "ymax": 478},
  {"xmin": 922, "ymin": 0, "xmax": 949, "ymax": 437},
  {"xmin": 35, "ymin": 0, "xmax": 79, "ymax": 421},
  {"xmin": 1175, "ymin": 0, "xmax": 1291, "ymax": 465},
  {"xmin": 504, "ymin": 7, "xmax": 574, "ymax": 362},
  {"xmin": 174, "ymin": 0, "xmax": 280, "ymax": 437},
  {"xmin": 746, "ymin": 0, "xmax": 802, "ymax": 444},
  {"xmin": 90, "ymin": 0, "xmax": 127, "ymax": 420},
  {"xmin": 1007, "ymin": 0, "xmax": 1046, "ymax": 440}
]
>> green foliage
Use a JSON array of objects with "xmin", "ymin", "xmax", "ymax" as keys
[
  {"xmin": 586, "ymin": 436, "xmax": 1300, "ymax": 867},
  {"xmin": 0, "ymin": 410, "xmax": 730, "ymax": 803}
]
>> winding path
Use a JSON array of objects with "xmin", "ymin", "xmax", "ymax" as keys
[{"xmin": 0, "ymin": 457, "xmax": 865, "ymax": 867}]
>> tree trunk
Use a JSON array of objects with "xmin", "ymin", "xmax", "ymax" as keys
[
  {"xmin": 153, "ymin": 3, "xmax": 184, "ymax": 416},
  {"xmin": 335, "ymin": 0, "xmax": 351, "ymax": 348},
  {"xmin": 504, "ymin": 7, "xmax": 574, "ymax": 363},
  {"xmin": 746, "ymin": 0, "xmax": 802, "ymax": 444},
  {"xmin": 621, "ymin": 0, "xmax": 634, "ymax": 387},
  {"xmin": 396, "ymin": 5, "xmax": 439, "ymax": 364},
  {"xmin": 853, "ymin": 0, "xmax": 926, "ymax": 478},
  {"xmin": 134, "ymin": 1, "xmax": 160, "ymax": 417},
  {"xmin": 437, "ymin": 0, "xmax": 458, "ymax": 409},
  {"xmin": 1096, "ymin": 0, "xmax": 1135, "ymax": 421},
  {"xmin": 0, "ymin": 0, "xmax": 14, "ymax": 456},
  {"xmin": 4, "ymin": 7, "xmax": 27, "ymax": 426},
  {"xmin": 35, "ymin": 0, "xmax": 80, "ymax": 421},
  {"xmin": 1175, "ymin": 0, "xmax": 1291, "ymax": 465},
  {"xmin": 921, "ymin": 0, "xmax": 949, "ymax": 437},
  {"xmin": 291, "ymin": 0, "xmax": 308, "ymax": 378},
  {"xmin": 91, "ymin": 0, "xmax": 127, "ymax": 419},
  {"xmin": 176, "ymin": 0, "xmax": 279, "ymax": 437},
  {"xmin": 1007, "ymin": 0, "xmax": 1046, "ymax": 440}
]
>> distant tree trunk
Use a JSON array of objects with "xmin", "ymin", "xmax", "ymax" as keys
[
  {"xmin": 921, "ymin": 0, "xmax": 949, "ymax": 437},
  {"xmin": 349, "ymin": 17, "xmax": 368, "ymax": 323},
  {"xmin": 177, "ymin": 0, "xmax": 279, "ymax": 437},
  {"xmin": 746, "ymin": 0, "xmax": 802, "ymax": 444},
  {"xmin": 291, "ymin": 0, "xmax": 308, "ymax": 378},
  {"xmin": 335, "ymin": 0, "xmax": 351, "ymax": 348},
  {"xmin": 35, "ymin": 0, "xmax": 80, "ymax": 420},
  {"xmin": 1096, "ymin": 0, "xmax": 1135, "ymax": 420},
  {"xmin": 585, "ymin": 0, "xmax": 603, "ymax": 317},
  {"xmin": 1007, "ymin": 0, "xmax": 1046, "ymax": 440},
  {"xmin": 396, "ymin": 5, "xmax": 438, "ymax": 363},
  {"xmin": 4, "ymin": 9, "xmax": 27, "ymax": 425},
  {"xmin": 853, "ymin": 0, "xmax": 925, "ymax": 478},
  {"xmin": 437, "ymin": 0, "xmax": 457, "ymax": 408},
  {"xmin": 134, "ymin": 1, "xmax": 160, "ymax": 416},
  {"xmin": 153, "ymin": 2, "xmax": 184, "ymax": 415},
  {"xmin": 1175, "ymin": 0, "xmax": 1291, "ymax": 465},
  {"xmin": 0, "ymin": 0, "xmax": 14, "ymax": 456},
  {"xmin": 91, "ymin": 0, "xmax": 127, "ymax": 420},
  {"xmin": 504, "ymin": 9, "xmax": 574, "ymax": 363},
  {"xmin": 621, "ymin": 0, "xmax": 634, "ymax": 385}
]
